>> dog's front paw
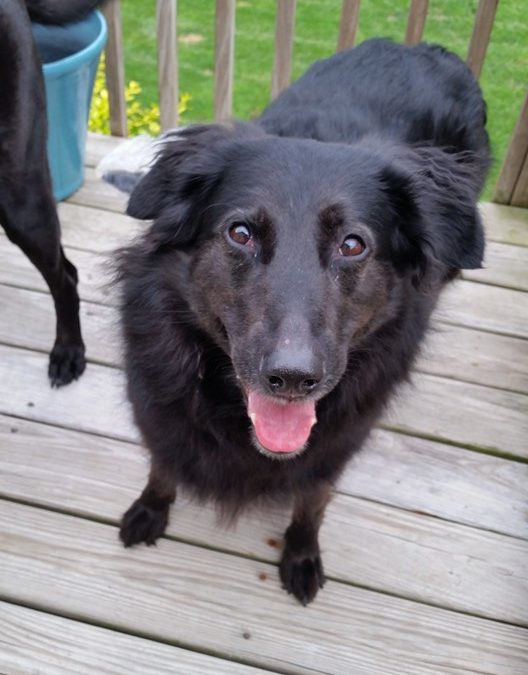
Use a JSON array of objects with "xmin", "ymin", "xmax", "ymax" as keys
[
  {"xmin": 279, "ymin": 546, "xmax": 325, "ymax": 606},
  {"xmin": 119, "ymin": 498, "xmax": 169, "ymax": 547},
  {"xmin": 49, "ymin": 343, "xmax": 86, "ymax": 387}
]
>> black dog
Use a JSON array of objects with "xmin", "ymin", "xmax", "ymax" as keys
[
  {"xmin": 118, "ymin": 39, "xmax": 490, "ymax": 604},
  {"xmin": 0, "ymin": 0, "xmax": 101, "ymax": 385}
]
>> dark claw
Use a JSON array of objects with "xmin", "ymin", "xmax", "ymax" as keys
[
  {"xmin": 48, "ymin": 343, "xmax": 86, "ymax": 387},
  {"xmin": 279, "ymin": 547, "xmax": 325, "ymax": 605},
  {"xmin": 119, "ymin": 498, "xmax": 170, "ymax": 548}
]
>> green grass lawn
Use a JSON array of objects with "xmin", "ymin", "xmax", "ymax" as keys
[{"xmin": 121, "ymin": 0, "xmax": 527, "ymax": 198}]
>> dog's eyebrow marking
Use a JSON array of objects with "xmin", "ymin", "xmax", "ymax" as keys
[
  {"xmin": 252, "ymin": 207, "xmax": 276, "ymax": 265},
  {"xmin": 317, "ymin": 203, "xmax": 345, "ymax": 267},
  {"xmin": 318, "ymin": 203, "xmax": 345, "ymax": 233}
]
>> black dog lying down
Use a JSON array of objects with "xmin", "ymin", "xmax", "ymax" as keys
[
  {"xmin": 0, "ymin": 0, "xmax": 101, "ymax": 385},
  {"xmin": 118, "ymin": 38, "xmax": 490, "ymax": 604}
]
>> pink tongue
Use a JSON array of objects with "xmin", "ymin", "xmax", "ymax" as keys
[{"xmin": 247, "ymin": 391, "xmax": 316, "ymax": 454}]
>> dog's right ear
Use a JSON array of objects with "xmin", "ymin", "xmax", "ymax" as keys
[{"xmin": 127, "ymin": 124, "xmax": 240, "ymax": 248}]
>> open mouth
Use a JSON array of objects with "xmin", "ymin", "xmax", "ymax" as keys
[{"xmin": 247, "ymin": 390, "xmax": 317, "ymax": 457}]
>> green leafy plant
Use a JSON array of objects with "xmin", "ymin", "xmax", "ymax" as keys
[{"xmin": 89, "ymin": 56, "xmax": 190, "ymax": 136}]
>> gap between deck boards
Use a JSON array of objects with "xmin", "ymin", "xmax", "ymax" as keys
[{"xmin": 1, "ymin": 499, "xmax": 527, "ymax": 675}]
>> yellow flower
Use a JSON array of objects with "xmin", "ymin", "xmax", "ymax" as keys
[{"xmin": 89, "ymin": 55, "xmax": 191, "ymax": 137}]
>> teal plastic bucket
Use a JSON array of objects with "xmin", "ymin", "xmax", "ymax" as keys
[{"xmin": 32, "ymin": 11, "xmax": 107, "ymax": 201}]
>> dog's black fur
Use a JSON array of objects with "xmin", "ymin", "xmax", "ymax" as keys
[
  {"xmin": 118, "ymin": 39, "xmax": 490, "ymax": 604},
  {"xmin": 0, "ymin": 0, "xmax": 102, "ymax": 385}
]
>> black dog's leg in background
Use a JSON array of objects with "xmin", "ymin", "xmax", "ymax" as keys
[
  {"xmin": 2, "ymin": 195, "xmax": 85, "ymax": 387},
  {"xmin": 280, "ymin": 481, "xmax": 332, "ymax": 605},
  {"xmin": 120, "ymin": 457, "xmax": 177, "ymax": 547}
]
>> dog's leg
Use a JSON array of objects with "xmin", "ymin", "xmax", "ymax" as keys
[
  {"xmin": 119, "ymin": 457, "xmax": 177, "ymax": 547},
  {"xmin": 280, "ymin": 481, "xmax": 332, "ymax": 605},
  {"xmin": 3, "ymin": 198, "xmax": 85, "ymax": 387}
]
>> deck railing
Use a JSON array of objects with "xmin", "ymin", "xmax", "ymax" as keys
[{"xmin": 100, "ymin": 0, "xmax": 528, "ymax": 207}]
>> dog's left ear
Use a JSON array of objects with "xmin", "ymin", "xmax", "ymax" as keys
[
  {"xmin": 381, "ymin": 146, "xmax": 488, "ymax": 285},
  {"xmin": 127, "ymin": 124, "xmax": 253, "ymax": 249}
]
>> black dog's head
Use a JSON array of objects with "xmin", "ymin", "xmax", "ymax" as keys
[{"xmin": 127, "ymin": 124, "xmax": 485, "ymax": 458}]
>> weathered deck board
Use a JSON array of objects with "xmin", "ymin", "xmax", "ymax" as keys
[
  {"xmin": 479, "ymin": 201, "xmax": 528, "ymax": 247},
  {"xmin": 419, "ymin": 323, "xmax": 528, "ymax": 394},
  {"xmin": 84, "ymin": 132, "xmax": 125, "ymax": 168},
  {"xmin": 0, "ymin": 132, "xmax": 526, "ymax": 673},
  {"xmin": 57, "ymin": 201, "xmax": 141, "ymax": 252},
  {"xmin": 389, "ymin": 372, "xmax": 528, "ymax": 456},
  {"xmin": 341, "ymin": 428, "xmax": 528, "ymax": 538},
  {"xmin": 79, "ymin": 139, "xmax": 528, "ymax": 251},
  {"xmin": 0, "ymin": 285, "xmax": 120, "ymax": 366},
  {"xmin": 3, "ymin": 282, "xmax": 527, "ymax": 394},
  {"xmin": 1, "ymin": 342, "xmax": 526, "ymax": 459},
  {"xmin": 68, "ymin": 167, "xmax": 128, "ymax": 212},
  {"xmin": 81, "ymin": 133, "xmax": 528, "ymax": 247},
  {"xmin": 0, "ymin": 239, "xmax": 117, "ymax": 307},
  {"xmin": 46, "ymin": 214, "xmax": 528, "ymax": 296},
  {"xmin": 438, "ymin": 279, "xmax": 528, "ymax": 339},
  {"xmin": 0, "ymin": 602, "xmax": 271, "ymax": 675},
  {"xmin": 0, "ymin": 344, "xmax": 136, "ymax": 441},
  {"xmin": 1, "ymin": 416, "xmax": 526, "ymax": 623},
  {"xmin": 1, "ymin": 500, "xmax": 527, "ymax": 675},
  {"xmin": 465, "ymin": 239, "xmax": 528, "ymax": 291},
  {"xmin": 2, "ymin": 404, "xmax": 527, "ymax": 540}
]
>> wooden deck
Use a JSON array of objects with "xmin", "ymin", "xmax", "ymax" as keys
[{"xmin": 1, "ymin": 132, "xmax": 528, "ymax": 674}]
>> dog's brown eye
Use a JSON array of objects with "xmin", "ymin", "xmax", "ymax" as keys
[
  {"xmin": 228, "ymin": 222, "xmax": 252, "ymax": 246},
  {"xmin": 340, "ymin": 235, "xmax": 366, "ymax": 258}
]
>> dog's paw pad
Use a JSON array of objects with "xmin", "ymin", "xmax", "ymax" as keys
[
  {"xmin": 48, "ymin": 343, "xmax": 86, "ymax": 387},
  {"xmin": 119, "ymin": 499, "xmax": 169, "ymax": 548},
  {"xmin": 279, "ymin": 548, "xmax": 325, "ymax": 605}
]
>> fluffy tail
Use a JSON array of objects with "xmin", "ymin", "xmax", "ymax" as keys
[{"xmin": 27, "ymin": 0, "xmax": 104, "ymax": 24}]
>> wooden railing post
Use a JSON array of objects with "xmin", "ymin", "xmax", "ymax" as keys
[
  {"xmin": 101, "ymin": 0, "xmax": 127, "ymax": 137},
  {"xmin": 271, "ymin": 0, "xmax": 297, "ymax": 99},
  {"xmin": 493, "ymin": 93, "xmax": 528, "ymax": 206},
  {"xmin": 156, "ymin": 0, "xmax": 178, "ymax": 130},
  {"xmin": 466, "ymin": 0, "xmax": 499, "ymax": 80},
  {"xmin": 337, "ymin": 0, "xmax": 361, "ymax": 52},
  {"xmin": 405, "ymin": 0, "xmax": 428, "ymax": 45},
  {"xmin": 214, "ymin": 0, "xmax": 236, "ymax": 121}
]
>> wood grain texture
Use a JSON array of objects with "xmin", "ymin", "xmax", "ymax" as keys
[
  {"xmin": 56, "ymin": 202, "xmax": 140, "ymax": 253},
  {"xmin": 342, "ymin": 427, "xmax": 528, "ymax": 538},
  {"xmin": 493, "ymin": 93, "xmax": 528, "ymax": 205},
  {"xmin": 405, "ymin": 0, "xmax": 428, "ymax": 45},
  {"xmin": 511, "ymin": 151, "xmax": 528, "ymax": 208},
  {"xmin": 417, "ymin": 322, "xmax": 528, "ymax": 394},
  {"xmin": 271, "ymin": 0, "xmax": 297, "ymax": 98},
  {"xmin": 463, "ymin": 240, "xmax": 528, "ymax": 291},
  {"xmin": 68, "ymin": 167, "xmax": 128, "ymax": 213},
  {"xmin": 0, "ymin": 237, "xmax": 116, "ymax": 307},
  {"xmin": 336, "ymin": 0, "xmax": 361, "ymax": 51},
  {"xmin": 0, "ymin": 333, "xmax": 526, "ymax": 465},
  {"xmin": 101, "ymin": 0, "xmax": 127, "ymax": 137},
  {"xmin": 0, "ymin": 602, "xmax": 270, "ymax": 675},
  {"xmin": 1, "ymin": 417, "xmax": 526, "ymax": 623},
  {"xmin": 16, "ymin": 231, "xmax": 528, "ymax": 317},
  {"xmin": 0, "ymin": 285, "xmax": 120, "ymax": 367},
  {"xmin": 85, "ymin": 132, "xmax": 126, "ymax": 168},
  {"xmin": 438, "ymin": 279, "xmax": 528, "ymax": 339},
  {"xmin": 0, "ymin": 344, "xmax": 136, "ymax": 442},
  {"xmin": 480, "ymin": 201, "xmax": 528, "ymax": 247},
  {"xmin": 84, "ymin": 136, "xmax": 528, "ymax": 247},
  {"xmin": 466, "ymin": 0, "xmax": 498, "ymax": 80},
  {"xmin": 156, "ymin": 0, "xmax": 179, "ymax": 130},
  {"xmin": 214, "ymin": 0, "xmax": 235, "ymax": 121},
  {"xmin": 1, "ymin": 413, "xmax": 526, "ymax": 542},
  {"xmin": 1, "ymin": 277, "xmax": 527, "ymax": 395},
  {"xmin": 1, "ymin": 501, "xmax": 527, "ymax": 675},
  {"xmin": 387, "ymin": 371, "xmax": 528, "ymax": 458}
]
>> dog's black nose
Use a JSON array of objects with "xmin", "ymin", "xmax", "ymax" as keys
[{"xmin": 261, "ymin": 349, "xmax": 323, "ymax": 397}]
